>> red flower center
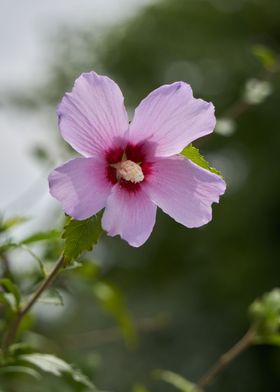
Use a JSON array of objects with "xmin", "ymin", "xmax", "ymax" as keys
[{"xmin": 106, "ymin": 143, "xmax": 152, "ymax": 191}]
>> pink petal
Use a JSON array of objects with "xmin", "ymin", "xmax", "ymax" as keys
[
  {"xmin": 129, "ymin": 82, "xmax": 215, "ymax": 158},
  {"xmin": 48, "ymin": 157, "xmax": 112, "ymax": 220},
  {"xmin": 142, "ymin": 155, "xmax": 226, "ymax": 228},
  {"xmin": 102, "ymin": 185, "xmax": 157, "ymax": 247},
  {"xmin": 57, "ymin": 71, "xmax": 129, "ymax": 157}
]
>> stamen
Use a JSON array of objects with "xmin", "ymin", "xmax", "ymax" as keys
[{"xmin": 112, "ymin": 160, "xmax": 144, "ymax": 183}]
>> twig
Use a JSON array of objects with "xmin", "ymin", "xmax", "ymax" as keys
[
  {"xmin": 65, "ymin": 313, "xmax": 170, "ymax": 348},
  {"xmin": 1, "ymin": 253, "xmax": 65, "ymax": 353},
  {"xmin": 222, "ymin": 100, "xmax": 250, "ymax": 120},
  {"xmin": 196, "ymin": 328, "xmax": 255, "ymax": 390}
]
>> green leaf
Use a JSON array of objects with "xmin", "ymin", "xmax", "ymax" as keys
[
  {"xmin": 252, "ymin": 45, "xmax": 277, "ymax": 69},
  {"xmin": 255, "ymin": 334, "xmax": 280, "ymax": 346},
  {"xmin": 0, "ymin": 278, "xmax": 21, "ymax": 310},
  {"xmin": 180, "ymin": 144, "xmax": 221, "ymax": 176},
  {"xmin": 0, "ymin": 216, "xmax": 28, "ymax": 234},
  {"xmin": 21, "ymin": 353, "xmax": 100, "ymax": 390},
  {"xmin": 153, "ymin": 370, "xmax": 199, "ymax": 392},
  {"xmin": 38, "ymin": 288, "xmax": 64, "ymax": 306},
  {"xmin": 93, "ymin": 281, "xmax": 137, "ymax": 346},
  {"xmin": 62, "ymin": 214, "xmax": 103, "ymax": 264},
  {"xmin": 62, "ymin": 260, "xmax": 83, "ymax": 272},
  {"xmin": 0, "ymin": 365, "xmax": 41, "ymax": 380},
  {"xmin": 0, "ymin": 243, "xmax": 45, "ymax": 276},
  {"xmin": 249, "ymin": 288, "xmax": 280, "ymax": 346},
  {"xmin": 0, "ymin": 293, "xmax": 15, "ymax": 310},
  {"xmin": 0, "ymin": 242, "xmax": 16, "ymax": 254},
  {"xmin": 21, "ymin": 353, "xmax": 71, "ymax": 376},
  {"xmin": 21, "ymin": 229, "xmax": 60, "ymax": 245},
  {"xmin": 132, "ymin": 384, "xmax": 150, "ymax": 392}
]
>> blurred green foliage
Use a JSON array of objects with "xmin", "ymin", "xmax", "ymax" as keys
[
  {"xmin": 250, "ymin": 289, "xmax": 280, "ymax": 346},
  {"xmin": 2, "ymin": 0, "xmax": 280, "ymax": 391}
]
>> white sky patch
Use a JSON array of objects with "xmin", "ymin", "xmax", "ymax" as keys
[
  {"xmin": 0, "ymin": 0, "xmax": 153, "ymax": 236},
  {"xmin": 0, "ymin": 0, "xmax": 153, "ymax": 89}
]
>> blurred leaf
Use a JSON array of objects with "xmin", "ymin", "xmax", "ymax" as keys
[
  {"xmin": 93, "ymin": 281, "xmax": 137, "ymax": 346},
  {"xmin": 32, "ymin": 145, "xmax": 51, "ymax": 162},
  {"xmin": 0, "ymin": 291, "xmax": 10, "ymax": 307},
  {"xmin": 77, "ymin": 259, "xmax": 101, "ymax": 279},
  {"xmin": 0, "ymin": 293, "xmax": 16, "ymax": 311},
  {"xmin": 0, "ymin": 242, "xmax": 16, "ymax": 254},
  {"xmin": 0, "ymin": 365, "xmax": 41, "ymax": 380},
  {"xmin": 38, "ymin": 288, "xmax": 64, "ymax": 306},
  {"xmin": 153, "ymin": 369, "xmax": 198, "ymax": 392},
  {"xmin": 9, "ymin": 342, "xmax": 35, "ymax": 356},
  {"xmin": 249, "ymin": 288, "xmax": 280, "ymax": 346},
  {"xmin": 21, "ymin": 230, "xmax": 60, "ymax": 245},
  {"xmin": 132, "ymin": 384, "xmax": 150, "ymax": 392},
  {"xmin": 252, "ymin": 45, "xmax": 277, "ymax": 69},
  {"xmin": 62, "ymin": 214, "xmax": 103, "ymax": 264},
  {"xmin": 0, "ymin": 242, "xmax": 45, "ymax": 276},
  {"xmin": 255, "ymin": 334, "xmax": 280, "ymax": 346},
  {"xmin": 62, "ymin": 260, "xmax": 83, "ymax": 271},
  {"xmin": 181, "ymin": 144, "xmax": 221, "ymax": 176},
  {"xmin": 21, "ymin": 353, "xmax": 99, "ymax": 390},
  {"xmin": 0, "ymin": 278, "xmax": 20, "ymax": 310},
  {"xmin": 0, "ymin": 216, "xmax": 28, "ymax": 234}
]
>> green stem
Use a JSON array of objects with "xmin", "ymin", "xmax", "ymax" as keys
[{"xmin": 1, "ymin": 254, "xmax": 65, "ymax": 353}]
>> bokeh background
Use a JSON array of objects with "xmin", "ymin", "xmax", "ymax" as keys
[{"xmin": 1, "ymin": 0, "xmax": 280, "ymax": 391}]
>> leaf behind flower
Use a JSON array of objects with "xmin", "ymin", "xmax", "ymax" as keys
[
  {"xmin": 62, "ymin": 214, "xmax": 103, "ymax": 264},
  {"xmin": 181, "ymin": 144, "xmax": 221, "ymax": 176}
]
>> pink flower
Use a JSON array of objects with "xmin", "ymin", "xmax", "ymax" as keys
[{"xmin": 49, "ymin": 71, "xmax": 226, "ymax": 247}]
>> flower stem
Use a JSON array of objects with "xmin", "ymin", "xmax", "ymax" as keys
[
  {"xmin": 1, "ymin": 253, "xmax": 65, "ymax": 353},
  {"xmin": 196, "ymin": 328, "xmax": 255, "ymax": 390}
]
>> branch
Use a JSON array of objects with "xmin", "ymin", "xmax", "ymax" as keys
[
  {"xmin": 1, "ymin": 253, "xmax": 65, "ymax": 353},
  {"xmin": 196, "ymin": 328, "xmax": 255, "ymax": 390}
]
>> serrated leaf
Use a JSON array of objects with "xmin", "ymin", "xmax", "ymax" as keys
[
  {"xmin": 153, "ymin": 370, "xmax": 199, "ymax": 392},
  {"xmin": 0, "ymin": 278, "xmax": 20, "ymax": 309},
  {"xmin": 93, "ymin": 281, "xmax": 137, "ymax": 346},
  {"xmin": 181, "ymin": 144, "xmax": 221, "ymax": 176},
  {"xmin": 62, "ymin": 214, "xmax": 103, "ymax": 264},
  {"xmin": 21, "ymin": 353, "xmax": 99, "ymax": 390},
  {"xmin": 21, "ymin": 230, "xmax": 60, "ymax": 245}
]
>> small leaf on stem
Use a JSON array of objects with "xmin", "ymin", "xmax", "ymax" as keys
[
  {"xmin": 0, "ymin": 278, "xmax": 21, "ymax": 310},
  {"xmin": 21, "ymin": 230, "xmax": 61, "ymax": 245},
  {"xmin": 249, "ymin": 288, "xmax": 280, "ymax": 346},
  {"xmin": 62, "ymin": 214, "xmax": 103, "ymax": 264},
  {"xmin": 21, "ymin": 353, "xmax": 100, "ymax": 390},
  {"xmin": 153, "ymin": 369, "xmax": 199, "ymax": 392}
]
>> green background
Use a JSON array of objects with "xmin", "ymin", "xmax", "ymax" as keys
[{"xmin": 1, "ymin": 0, "xmax": 280, "ymax": 391}]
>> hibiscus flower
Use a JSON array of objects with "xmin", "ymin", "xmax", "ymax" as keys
[{"xmin": 49, "ymin": 71, "xmax": 226, "ymax": 247}]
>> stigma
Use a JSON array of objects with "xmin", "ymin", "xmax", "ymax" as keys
[{"xmin": 112, "ymin": 160, "xmax": 144, "ymax": 183}]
